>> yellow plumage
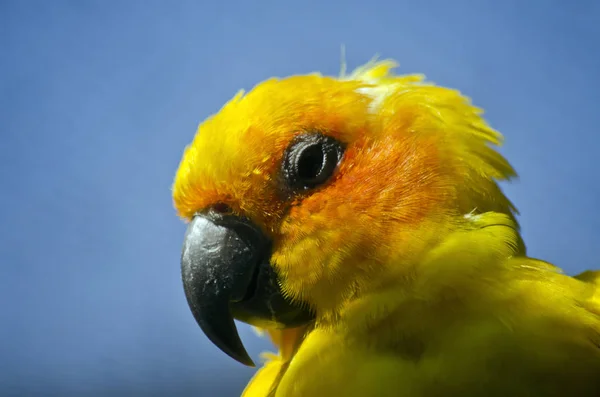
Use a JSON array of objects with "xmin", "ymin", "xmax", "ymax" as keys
[
  {"xmin": 173, "ymin": 58, "xmax": 600, "ymax": 396},
  {"xmin": 243, "ymin": 214, "xmax": 600, "ymax": 396}
]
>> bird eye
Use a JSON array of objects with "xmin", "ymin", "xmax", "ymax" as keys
[{"xmin": 282, "ymin": 132, "xmax": 345, "ymax": 191}]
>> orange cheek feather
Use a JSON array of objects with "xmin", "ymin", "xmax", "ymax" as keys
[{"xmin": 272, "ymin": 128, "xmax": 452, "ymax": 308}]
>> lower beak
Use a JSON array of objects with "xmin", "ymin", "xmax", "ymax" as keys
[{"xmin": 180, "ymin": 210, "xmax": 314, "ymax": 366}]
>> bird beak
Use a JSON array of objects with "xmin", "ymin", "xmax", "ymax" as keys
[{"xmin": 180, "ymin": 210, "xmax": 314, "ymax": 366}]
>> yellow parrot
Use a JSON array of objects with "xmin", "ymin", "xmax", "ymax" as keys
[{"xmin": 173, "ymin": 58, "xmax": 600, "ymax": 396}]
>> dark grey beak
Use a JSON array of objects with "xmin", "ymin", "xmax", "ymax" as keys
[{"xmin": 181, "ymin": 210, "xmax": 314, "ymax": 366}]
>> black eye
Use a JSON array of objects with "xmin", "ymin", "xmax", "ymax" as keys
[{"xmin": 282, "ymin": 132, "xmax": 345, "ymax": 191}]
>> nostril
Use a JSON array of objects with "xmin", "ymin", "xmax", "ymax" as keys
[{"xmin": 212, "ymin": 202, "xmax": 233, "ymax": 215}]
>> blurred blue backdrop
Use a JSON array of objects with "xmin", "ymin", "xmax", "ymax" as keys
[{"xmin": 1, "ymin": 0, "xmax": 599, "ymax": 396}]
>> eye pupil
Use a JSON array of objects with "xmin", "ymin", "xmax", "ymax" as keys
[
  {"xmin": 282, "ymin": 132, "xmax": 344, "ymax": 192},
  {"xmin": 297, "ymin": 145, "xmax": 325, "ymax": 181}
]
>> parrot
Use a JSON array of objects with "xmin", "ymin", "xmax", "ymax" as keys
[{"xmin": 172, "ymin": 57, "xmax": 600, "ymax": 397}]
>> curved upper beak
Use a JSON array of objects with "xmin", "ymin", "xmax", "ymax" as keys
[{"xmin": 181, "ymin": 210, "xmax": 314, "ymax": 366}]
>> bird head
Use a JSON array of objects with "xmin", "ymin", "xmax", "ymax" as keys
[{"xmin": 172, "ymin": 59, "xmax": 517, "ymax": 366}]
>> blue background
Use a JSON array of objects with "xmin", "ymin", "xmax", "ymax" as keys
[{"xmin": 1, "ymin": 0, "xmax": 599, "ymax": 395}]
